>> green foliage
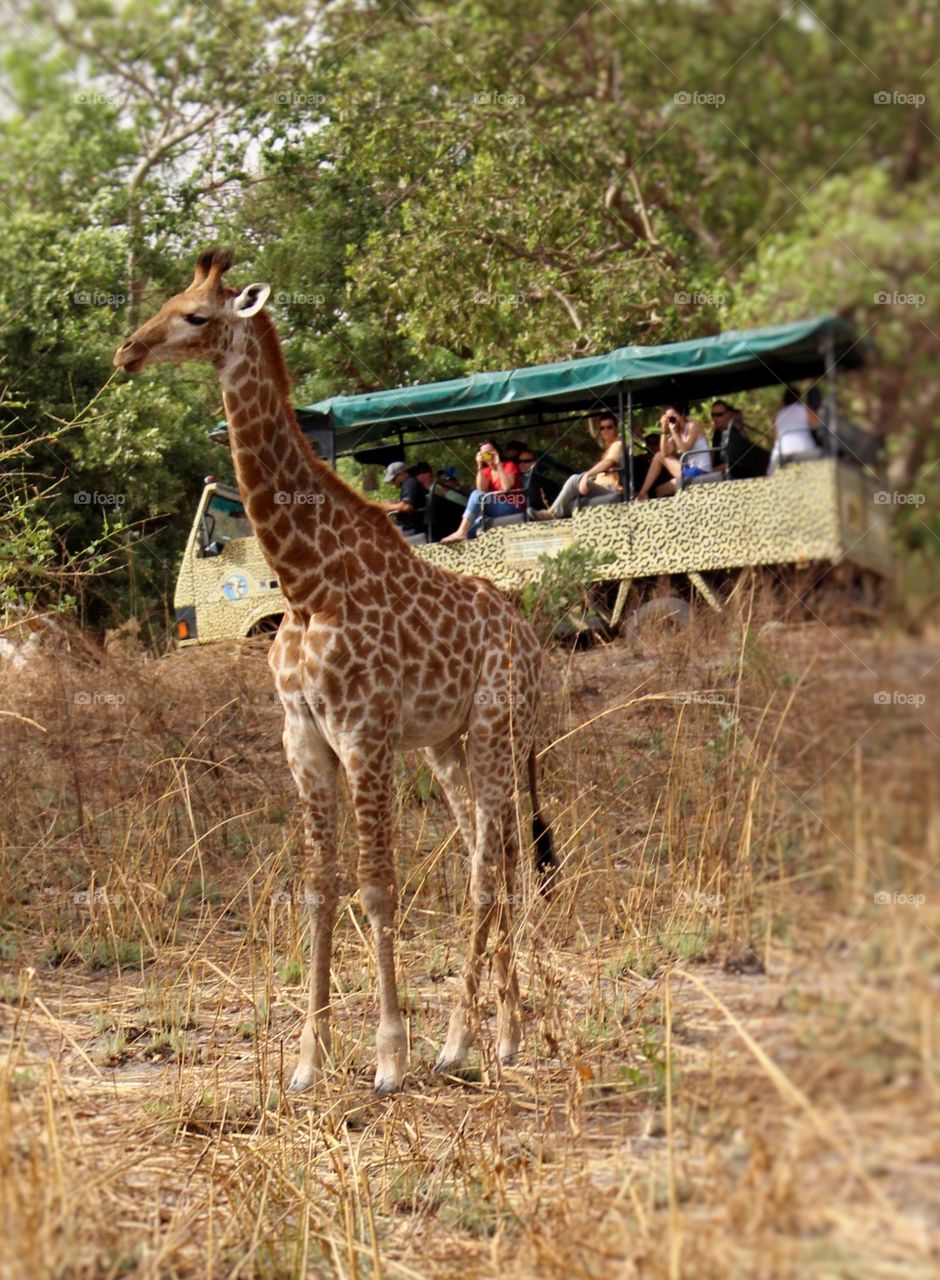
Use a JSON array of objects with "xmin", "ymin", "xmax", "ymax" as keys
[
  {"xmin": 1, "ymin": 0, "xmax": 935, "ymax": 634},
  {"xmin": 519, "ymin": 543, "xmax": 616, "ymax": 641}
]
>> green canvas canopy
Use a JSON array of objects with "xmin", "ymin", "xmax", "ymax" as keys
[{"xmin": 298, "ymin": 315, "xmax": 865, "ymax": 450}]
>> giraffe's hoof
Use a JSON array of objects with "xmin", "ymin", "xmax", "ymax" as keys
[
  {"xmin": 373, "ymin": 1074, "xmax": 403, "ymax": 1095},
  {"xmin": 498, "ymin": 1050, "xmax": 519, "ymax": 1068},
  {"xmin": 287, "ymin": 1064, "xmax": 319, "ymax": 1093},
  {"xmin": 432, "ymin": 1053, "xmax": 464, "ymax": 1076}
]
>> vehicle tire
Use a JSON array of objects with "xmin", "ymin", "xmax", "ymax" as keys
[
  {"xmin": 625, "ymin": 596, "xmax": 691, "ymax": 642},
  {"xmin": 247, "ymin": 614, "xmax": 283, "ymax": 638}
]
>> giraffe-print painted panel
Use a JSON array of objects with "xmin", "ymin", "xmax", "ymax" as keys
[
  {"xmin": 177, "ymin": 460, "xmax": 892, "ymax": 645},
  {"xmin": 417, "ymin": 460, "xmax": 892, "ymax": 593}
]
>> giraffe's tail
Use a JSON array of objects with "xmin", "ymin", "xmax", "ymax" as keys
[{"xmin": 528, "ymin": 745, "xmax": 558, "ymax": 892}]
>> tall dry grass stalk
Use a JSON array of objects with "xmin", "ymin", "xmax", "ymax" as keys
[{"xmin": 0, "ymin": 601, "xmax": 937, "ymax": 1278}]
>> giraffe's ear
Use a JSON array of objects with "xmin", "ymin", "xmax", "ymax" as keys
[{"xmin": 232, "ymin": 282, "xmax": 271, "ymax": 319}]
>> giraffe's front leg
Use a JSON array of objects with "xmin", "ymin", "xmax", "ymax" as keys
[
  {"xmin": 289, "ymin": 864, "xmax": 340, "ymax": 1093},
  {"xmin": 280, "ymin": 707, "xmax": 340, "ymax": 1094}
]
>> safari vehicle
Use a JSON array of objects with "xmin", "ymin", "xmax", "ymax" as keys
[{"xmin": 173, "ymin": 315, "xmax": 892, "ymax": 646}]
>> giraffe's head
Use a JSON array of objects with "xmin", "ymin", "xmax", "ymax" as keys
[{"xmin": 113, "ymin": 249, "xmax": 271, "ymax": 374}]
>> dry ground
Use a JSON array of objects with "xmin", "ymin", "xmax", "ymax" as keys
[{"xmin": 1, "ymin": 599, "xmax": 938, "ymax": 1279}]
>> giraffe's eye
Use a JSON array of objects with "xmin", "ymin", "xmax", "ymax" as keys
[{"xmin": 184, "ymin": 314, "xmax": 210, "ymax": 326}]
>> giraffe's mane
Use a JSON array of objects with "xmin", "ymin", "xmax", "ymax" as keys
[{"xmin": 249, "ymin": 308, "xmax": 409, "ymax": 542}]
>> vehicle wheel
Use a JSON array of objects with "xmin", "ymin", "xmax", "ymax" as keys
[
  {"xmin": 625, "ymin": 596, "xmax": 691, "ymax": 642},
  {"xmin": 247, "ymin": 614, "xmax": 283, "ymax": 638}
]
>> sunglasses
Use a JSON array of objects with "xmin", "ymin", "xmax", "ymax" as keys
[{"xmin": 711, "ymin": 410, "xmax": 728, "ymax": 418}]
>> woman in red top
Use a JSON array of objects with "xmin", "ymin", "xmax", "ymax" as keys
[{"xmin": 440, "ymin": 441, "xmax": 523, "ymax": 541}]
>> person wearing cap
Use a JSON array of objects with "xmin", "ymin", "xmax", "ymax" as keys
[{"xmin": 377, "ymin": 460, "xmax": 428, "ymax": 538}]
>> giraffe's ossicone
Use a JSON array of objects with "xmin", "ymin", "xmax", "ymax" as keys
[{"xmin": 114, "ymin": 249, "xmax": 557, "ymax": 1093}]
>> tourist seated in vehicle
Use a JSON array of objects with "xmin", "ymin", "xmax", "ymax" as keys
[
  {"xmin": 517, "ymin": 446, "xmax": 567, "ymax": 510},
  {"xmin": 634, "ymin": 403, "xmax": 714, "ymax": 499},
  {"xmin": 440, "ymin": 441, "xmax": 522, "ymax": 542},
  {"xmin": 425, "ymin": 465, "xmax": 468, "ymax": 541},
  {"xmin": 515, "ymin": 446, "xmax": 546, "ymax": 509},
  {"xmin": 710, "ymin": 400, "xmax": 773, "ymax": 479},
  {"xmin": 768, "ymin": 385, "xmax": 823, "ymax": 472},
  {"xmin": 709, "ymin": 401, "xmax": 737, "ymax": 475},
  {"xmin": 533, "ymin": 413, "xmax": 623, "ymax": 520},
  {"xmin": 377, "ymin": 460, "xmax": 429, "ymax": 540}
]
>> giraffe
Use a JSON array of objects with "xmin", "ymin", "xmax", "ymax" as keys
[{"xmin": 114, "ymin": 249, "xmax": 557, "ymax": 1094}]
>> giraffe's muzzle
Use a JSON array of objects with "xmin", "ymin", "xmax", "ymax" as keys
[{"xmin": 113, "ymin": 338, "xmax": 150, "ymax": 373}]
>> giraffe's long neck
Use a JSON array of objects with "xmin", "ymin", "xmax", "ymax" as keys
[{"xmin": 219, "ymin": 314, "xmax": 405, "ymax": 613}]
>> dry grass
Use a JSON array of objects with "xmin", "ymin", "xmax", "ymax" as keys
[{"xmin": 1, "ymin": 596, "xmax": 937, "ymax": 1279}]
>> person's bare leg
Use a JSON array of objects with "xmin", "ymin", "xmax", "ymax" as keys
[
  {"xmin": 440, "ymin": 517, "xmax": 472, "ymax": 543},
  {"xmin": 655, "ymin": 456, "xmax": 682, "ymax": 497},
  {"xmin": 636, "ymin": 452, "xmax": 666, "ymax": 500}
]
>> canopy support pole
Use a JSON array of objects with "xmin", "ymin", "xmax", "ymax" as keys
[
  {"xmin": 619, "ymin": 385, "xmax": 634, "ymax": 501},
  {"xmin": 823, "ymin": 329, "xmax": 838, "ymax": 456}
]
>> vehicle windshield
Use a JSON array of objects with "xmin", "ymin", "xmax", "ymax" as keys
[{"xmin": 204, "ymin": 491, "xmax": 251, "ymax": 544}]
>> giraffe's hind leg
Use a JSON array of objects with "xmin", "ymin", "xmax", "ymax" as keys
[
  {"xmin": 492, "ymin": 810, "xmax": 522, "ymax": 1066},
  {"xmin": 433, "ymin": 728, "xmax": 524, "ymax": 1075},
  {"xmin": 281, "ymin": 709, "xmax": 341, "ymax": 1094},
  {"xmin": 423, "ymin": 733, "xmax": 476, "ymax": 858}
]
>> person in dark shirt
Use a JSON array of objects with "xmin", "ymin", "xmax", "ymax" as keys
[{"xmin": 378, "ymin": 460, "xmax": 427, "ymax": 537}]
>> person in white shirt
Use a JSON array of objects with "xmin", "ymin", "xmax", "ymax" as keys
[
  {"xmin": 635, "ymin": 402, "xmax": 714, "ymax": 500},
  {"xmin": 769, "ymin": 386, "xmax": 823, "ymax": 472}
]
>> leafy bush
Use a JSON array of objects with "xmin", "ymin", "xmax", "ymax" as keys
[{"xmin": 519, "ymin": 543, "xmax": 616, "ymax": 643}]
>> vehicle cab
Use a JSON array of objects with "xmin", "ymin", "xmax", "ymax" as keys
[{"xmin": 173, "ymin": 480, "xmax": 284, "ymax": 645}]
